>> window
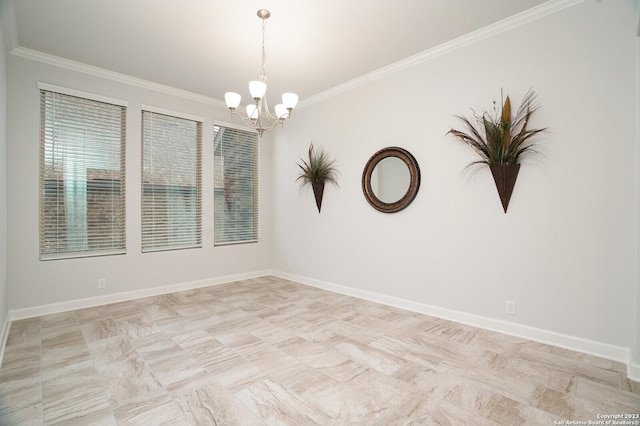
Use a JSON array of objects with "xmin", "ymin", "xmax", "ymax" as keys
[
  {"xmin": 39, "ymin": 87, "xmax": 126, "ymax": 260},
  {"xmin": 142, "ymin": 109, "xmax": 202, "ymax": 252},
  {"xmin": 214, "ymin": 124, "xmax": 258, "ymax": 245}
]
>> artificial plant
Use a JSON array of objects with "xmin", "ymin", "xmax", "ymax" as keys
[
  {"xmin": 447, "ymin": 89, "xmax": 548, "ymax": 212},
  {"xmin": 296, "ymin": 143, "xmax": 339, "ymax": 212}
]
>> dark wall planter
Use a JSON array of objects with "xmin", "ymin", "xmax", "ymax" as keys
[
  {"xmin": 312, "ymin": 182, "xmax": 325, "ymax": 213},
  {"xmin": 490, "ymin": 163, "xmax": 520, "ymax": 213}
]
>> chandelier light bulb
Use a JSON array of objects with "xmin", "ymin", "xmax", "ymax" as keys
[
  {"xmin": 246, "ymin": 104, "xmax": 259, "ymax": 120},
  {"xmin": 275, "ymin": 104, "xmax": 288, "ymax": 119},
  {"xmin": 282, "ymin": 92, "xmax": 299, "ymax": 110},
  {"xmin": 249, "ymin": 81, "xmax": 267, "ymax": 100},
  {"xmin": 224, "ymin": 92, "xmax": 241, "ymax": 109}
]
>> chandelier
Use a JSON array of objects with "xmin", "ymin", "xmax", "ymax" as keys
[{"xmin": 224, "ymin": 9, "xmax": 298, "ymax": 136}]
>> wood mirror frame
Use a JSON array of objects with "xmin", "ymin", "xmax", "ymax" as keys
[{"xmin": 362, "ymin": 146, "xmax": 421, "ymax": 213}]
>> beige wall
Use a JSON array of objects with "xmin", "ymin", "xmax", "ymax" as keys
[{"xmin": 270, "ymin": 0, "xmax": 639, "ymax": 375}]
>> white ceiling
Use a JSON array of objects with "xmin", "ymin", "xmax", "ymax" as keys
[{"xmin": 6, "ymin": 0, "xmax": 550, "ymax": 104}]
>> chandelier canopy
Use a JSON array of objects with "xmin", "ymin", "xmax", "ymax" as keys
[{"xmin": 224, "ymin": 9, "xmax": 298, "ymax": 136}]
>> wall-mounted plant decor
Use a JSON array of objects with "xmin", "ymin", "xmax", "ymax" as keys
[
  {"xmin": 296, "ymin": 143, "xmax": 339, "ymax": 213},
  {"xmin": 447, "ymin": 89, "xmax": 548, "ymax": 213}
]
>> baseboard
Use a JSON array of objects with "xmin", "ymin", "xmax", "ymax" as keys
[
  {"xmin": 9, "ymin": 269, "xmax": 272, "ymax": 321},
  {"xmin": 0, "ymin": 311, "xmax": 11, "ymax": 369},
  {"xmin": 6, "ymin": 269, "xmax": 638, "ymax": 382},
  {"xmin": 272, "ymin": 270, "xmax": 638, "ymax": 382},
  {"xmin": 629, "ymin": 362, "xmax": 640, "ymax": 382}
]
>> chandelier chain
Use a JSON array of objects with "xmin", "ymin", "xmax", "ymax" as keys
[{"xmin": 260, "ymin": 14, "xmax": 268, "ymax": 82}]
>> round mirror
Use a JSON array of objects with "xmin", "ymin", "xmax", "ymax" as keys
[{"xmin": 362, "ymin": 147, "xmax": 421, "ymax": 213}]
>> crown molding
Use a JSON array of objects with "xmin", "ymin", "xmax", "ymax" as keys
[
  {"xmin": 299, "ymin": 0, "xmax": 584, "ymax": 109},
  {"xmin": 11, "ymin": 46, "xmax": 227, "ymax": 108},
  {"xmin": 6, "ymin": 0, "xmax": 582, "ymax": 110}
]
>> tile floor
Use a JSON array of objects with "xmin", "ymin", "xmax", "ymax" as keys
[{"xmin": 0, "ymin": 276, "xmax": 638, "ymax": 425}]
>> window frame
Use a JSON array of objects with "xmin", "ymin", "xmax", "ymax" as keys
[
  {"xmin": 213, "ymin": 121, "xmax": 259, "ymax": 246},
  {"xmin": 141, "ymin": 105, "xmax": 204, "ymax": 253},
  {"xmin": 38, "ymin": 83, "xmax": 127, "ymax": 260}
]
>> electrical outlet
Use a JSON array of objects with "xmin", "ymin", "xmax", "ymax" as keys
[
  {"xmin": 98, "ymin": 278, "xmax": 106, "ymax": 289},
  {"xmin": 505, "ymin": 300, "xmax": 516, "ymax": 315}
]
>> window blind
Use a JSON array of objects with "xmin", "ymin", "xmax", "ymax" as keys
[
  {"xmin": 214, "ymin": 124, "xmax": 258, "ymax": 245},
  {"xmin": 142, "ymin": 110, "xmax": 202, "ymax": 252},
  {"xmin": 39, "ymin": 90, "xmax": 126, "ymax": 260}
]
